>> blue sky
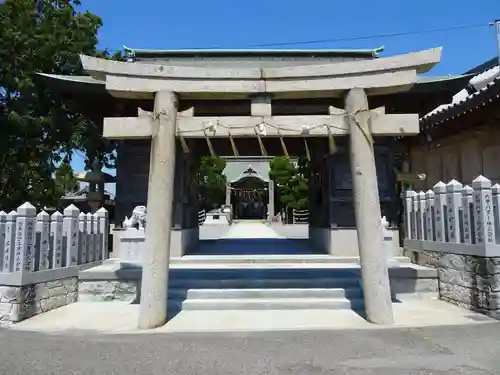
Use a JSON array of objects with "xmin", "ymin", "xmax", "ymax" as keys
[{"xmin": 73, "ymin": 0, "xmax": 499, "ymax": 192}]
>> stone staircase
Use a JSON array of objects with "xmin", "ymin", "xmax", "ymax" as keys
[
  {"xmin": 80, "ymin": 253, "xmax": 437, "ymax": 319},
  {"xmin": 165, "ymin": 266, "xmax": 365, "ymax": 314}
]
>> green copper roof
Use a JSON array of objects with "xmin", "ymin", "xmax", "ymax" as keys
[{"xmin": 123, "ymin": 45, "xmax": 385, "ymax": 58}]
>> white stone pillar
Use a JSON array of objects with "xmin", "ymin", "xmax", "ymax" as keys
[
  {"xmin": 345, "ymin": 88, "xmax": 393, "ymax": 325},
  {"xmin": 225, "ymin": 182, "xmax": 231, "ymax": 206},
  {"xmin": 139, "ymin": 91, "xmax": 178, "ymax": 330},
  {"xmin": 268, "ymin": 179, "xmax": 275, "ymax": 221}
]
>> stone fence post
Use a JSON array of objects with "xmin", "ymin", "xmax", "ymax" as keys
[
  {"xmin": 446, "ymin": 180, "xmax": 462, "ymax": 244},
  {"xmin": 493, "ymin": 184, "xmax": 500, "ymax": 243},
  {"xmin": 15, "ymin": 203, "xmax": 37, "ymax": 273},
  {"xmin": 63, "ymin": 205, "xmax": 79, "ymax": 267},
  {"xmin": 86, "ymin": 213, "xmax": 94, "ymax": 263},
  {"xmin": 404, "ymin": 190, "xmax": 416, "ymax": 239},
  {"xmin": 472, "ymin": 176, "xmax": 495, "ymax": 245},
  {"xmin": 3, "ymin": 211, "xmax": 16, "ymax": 272},
  {"xmin": 433, "ymin": 181, "xmax": 447, "ymax": 242},
  {"xmin": 78, "ymin": 212, "xmax": 87, "ymax": 264},
  {"xmin": 36, "ymin": 211, "xmax": 50, "ymax": 271},
  {"xmin": 462, "ymin": 185, "xmax": 474, "ymax": 244},
  {"xmin": 0, "ymin": 211, "xmax": 6, "ymax": 272},
  {"xmin": 50, "ymin": 212, "xmax": 63, "ymax": 269},
  {"xmin": 97, "ymin": 208, "xmax": 109, "ymax": 261},
  {"xmin": 424, "ymin": 190, "xmax": 435, "ymax": 241},
  {"xmin": 93, "ymin": 213, "xmax": 100, "ymax": 261}
]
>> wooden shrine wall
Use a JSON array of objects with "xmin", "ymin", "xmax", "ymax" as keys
[{"xmin": 409, "ymin": 125, "xmax": 500, "ymax": 190}]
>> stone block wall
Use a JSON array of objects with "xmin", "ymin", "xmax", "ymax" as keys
[
  {"xmin": 78, "ymin": 280, "xmax": 138, "ymax": 302},
  {"xmin": 412, "ymin": 250, "xmax": 500, "ymax": 319},
  {"xmin": 0, "ymin": 277, "xmax": 78, "ymax": 324}
]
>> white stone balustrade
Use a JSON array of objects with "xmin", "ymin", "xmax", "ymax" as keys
[
  {"xmin": 404, "ymin": 176, "xmax": 500, "ymax": 257},
  {"xmin": 0, "ymin": 203, "xmax": 109, "ymax": 277},
  {"xmin": 292, "ymin": 208, "xmax": 309, "ymax": 224}
]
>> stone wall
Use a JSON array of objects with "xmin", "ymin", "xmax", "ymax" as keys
[
  {"xmin": 0, "ymin": 277, "xmax": 78, "ymax": 324},
  {"xmin": 411, "ymin": 250, "xmax": 500, "ymax": 319},
  {"xmin": 78, "ymin": 280, "xmax": 138, "ymax": 302}
]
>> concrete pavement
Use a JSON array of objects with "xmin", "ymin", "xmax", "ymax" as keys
[
  {"xmin": 6, "ymin": 295, "xmax": 495, "ymax": 334},
  {"xmin": 224, "ymin": 222, "xmax": 284, "ymax": 239},
  {"xmin": 1, "ymin": 323, "xmax": 500, "ymax": 374}
]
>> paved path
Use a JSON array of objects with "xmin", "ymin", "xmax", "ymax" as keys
[
  {"xmin": 224, "ymin": 222, "xmax": 284, "ymax": 239},
  {"xmin": 1, "ymin": 323, "xmax": 500, "ymax": 374},
  {"xmin": 8, "ymin": 297, "xmax": 495, "ymax": 334}
]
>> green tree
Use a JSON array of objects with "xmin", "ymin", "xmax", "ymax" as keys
[
  {"xmin": 197, "ymin": 156, "xmax": 227, "ymax": 211},
  {"xmin": 54, "ymin": 160, "xmax": 79, "ymax": 196},
  {"xmin": 269, "ymin": 156, "xmax": 309, "ymax": 212},
  {"xmin": 0, "ymin": 0, "xmax": 117, "ymax": 211}
]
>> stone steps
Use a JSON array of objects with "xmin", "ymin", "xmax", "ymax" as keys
[
  {"xmin": 168, "ymin": 277, "xmax": 361, "ymax": 289},
  {"xmin": 180, "ymin": 297, "xmax": 362, "ymax": 311},
  {"xmin": 170, "ymin": 287, "xmax": 360, "ymax": 299},
  {"xmin": 169, "ymin": 255, "xmax": 410, "ymax": 265},
  {"xmin": 79, "ymin": 260, "xmax": 438, "ymax": 312},
  {"xmin": 164, "ymin": 287, "xmax": 364, "ymax": 312}
]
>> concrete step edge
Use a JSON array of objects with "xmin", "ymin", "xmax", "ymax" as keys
[
  {"xmin": 182, "ymin": 288, "xmax": 356, "ymax": 299},
  {"xmin": 170, "ymin": 256, "xmax": 410, "ymax": 264},
  {"xmin": 181, "ymin": 297, "xmax": 363, "ymax": 310},
  {"xmin": 168, "ymin": 279, "xmax": 362, "ymax": 287}
]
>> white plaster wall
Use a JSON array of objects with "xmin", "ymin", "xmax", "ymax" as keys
[
  {"xmin": 270, "ymin": 224, "xmax": 309, "ymax": 239},
  {"xmin": 170, "ymin": 228, "xmax": 200, "ymax": 257},
  {"xmin": 199, "ymin": 225, "xmax": 232, "ymax": 240}
]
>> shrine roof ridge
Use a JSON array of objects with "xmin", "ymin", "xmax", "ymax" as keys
[{"xmin": 122, "ymin": 45, "xmax": 385, "ymax": 58}]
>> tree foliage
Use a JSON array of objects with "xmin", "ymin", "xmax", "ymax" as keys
[
  {"xmin": 0, "ymin": 0, "xmax": 117, "ymax": 211},
  {"xmin": 54, "ymin": 161, "xmax": 79, "ymax": 196},
  {"xmin": 197, "ymin": 156, "xmax": 227, "ymax": 211},
  {"xmin": 269, "ymin": 157, "xmax": 309, "ymax": 210}
]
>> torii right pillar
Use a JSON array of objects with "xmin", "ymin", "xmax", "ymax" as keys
[{"xmin": 345, "ymin": 88, "xmax": 394, "ymax": 325}]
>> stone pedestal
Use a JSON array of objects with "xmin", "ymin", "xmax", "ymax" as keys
[
  {"xmin": 119, "ymin": 228, "xmax": 146, "ymax": 268},
  {"xmin": 118, "ymin": 227, "xmax": 199, "ymax": 267}
]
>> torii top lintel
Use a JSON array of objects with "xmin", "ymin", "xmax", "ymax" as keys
[{"xmin": 80, "ymin": 48, "xmax": 442, "ymax": 99}]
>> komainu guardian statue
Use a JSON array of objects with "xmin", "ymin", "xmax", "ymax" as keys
[{"xmin": 122, "ymin": 206, "xmax": 147, "ymax": 230}]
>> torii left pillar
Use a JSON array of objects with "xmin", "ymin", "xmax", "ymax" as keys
[
  {"xmin": 345, "ymin": 88, "xmax": 393, "ymax": 325},
  {"xmin": 138, "ymin": 91, "xmax": 178, "ymax": 329}
]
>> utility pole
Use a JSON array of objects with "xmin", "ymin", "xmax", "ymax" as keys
[{"xmin": 490, "ymin": 19, "xmax": 500, "ymax": 66}]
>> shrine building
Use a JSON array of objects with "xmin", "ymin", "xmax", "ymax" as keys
[{"xmin": 38, "ymin": 46, "xmax": 471, "ymax": 328}]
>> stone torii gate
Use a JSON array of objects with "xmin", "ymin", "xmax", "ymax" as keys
[{"xmin": 78, "ymin": 48, "xmax": 442, "ymax": 329}]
